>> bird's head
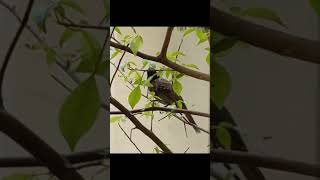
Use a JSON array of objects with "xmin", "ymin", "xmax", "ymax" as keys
[{"xmin": 147, "ymin": 67, "xmax": 159, "ymax": 82}]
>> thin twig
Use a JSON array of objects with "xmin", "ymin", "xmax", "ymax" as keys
[
  {"xmin": 0, "ymin": 0, "xmax": 34, "ymax": 107},
  {"xmin": 118, "ymin": 123, "xmax": 143, "ymax": 153},
  {"xmin": 57, "ymin": 21, "xmax": 108, "ymax": 30},
  {"xmin": 110, "ymin": 44, "xmax": 129, "ymax": 85}
]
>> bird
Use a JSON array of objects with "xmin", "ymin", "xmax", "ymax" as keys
[{"xmin": 147, "ymin": 67, "xmax": 201, "ymax": 133}]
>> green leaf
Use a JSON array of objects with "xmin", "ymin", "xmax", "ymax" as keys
[
  {"xmin": 173, "ymin": 79, "xmax": 182, "ymax": 95},
  {"xmin": 104, "ymin": 0, "xmax": 110, "ymax": 18},
  {"xmin": 2, "ymin": 174, "xmax": 33, "ymax": 180},
  {"xmin": 183, "ymin": 28, "xmax": 195, "ymax": 37},
  {"xmin": 31, "ymin": 7, "xmax": 50, "ymax": 33},
  {"xmin": 213, "ymin": 62, "xmax": 231, "ymax": 109},
  {"xmin": 310, "ymin": 0, "xmax": 320, "ymax": 16},
  {"xmin": 110, "ymin": 116, "xmax": 121, "ymax": 123},
  {"xmin": 111, "ymin": 49, "xmax": 121, "ymax": 60},
  {"xmin": 60, "ymin": 0, "xmax": 86, "ymax": 15},
  {"xmin": 59, "ymin": 28, "xmax": 78, "ymax": 47},
  {"xmin": 219, "ymin": 122, "xmax": 234, "ymax": 129},
  {"xmin": 77, "ymin": 31, "xmax": 101, "ymax": 73},
  {"xmin": 142, "ymin": 60, "xmax": 148, "ymax": 69},
  {"xmin": 129, "ymin": 35, "xmax": 143, "ymax": 55},
  {"xmin": 216, "ymin": 127, "xmax": 231, "ymax": 149},
  {"xmin": 184, "ymin": 64, "xmax": 199, "ymax": 70},
  {"xmin": 213, "ymin": 37, "xmax": 238, "ymax": 55},
  {"xmin": 195, "ymin": 30, "xmax": 208, "ymax": 45},
  {"xmin": 96, "ymin": 60, "xmax": 109, "ymax": 77},
  {"xmin": 114, "ymin": 27, "xmax": 122, "ymax": 35},
  {"xmin": 206, "ymin": 52, "xmax": 210, "ymax": 65},
  {"xmin": 154, "ymin": 147, "xmax": 162, "ymax": 153},
  {"xmin": 243, "ymin": 8, "xmax": 285, "ymax": 27},
  {"xmin": 176, "ymin": 100, "xmax": 183, "ymax": 109},
  {"xmin": 59, "ymin": 77, "xmax": 100, "ymax": 151},
  {"xmin": 128, "ymin": 86, "xmax": 141, "ymax": 109},
  {"xmin": 229, "ymin": 6, "xmax": 243, "ymax": 16},
  {"xmin": 45, "ymin": 48, "xmax": 55, "ymax": 65}
]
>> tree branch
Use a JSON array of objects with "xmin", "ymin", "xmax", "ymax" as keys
[
  {"xmin": 0, "ymin": 0, "xmax": 34, "ymax": 107},
  {"xmin": 110, "ymin": 97, "xmax": 172, "ymax": 153},
  {"xmin": 110, "ymin": 106, "xmax": 209, "ymax": 117},
  {"xmin": 211, "ymin": 7, "xmax": 320, "ymax": 65},
  {"xmin": 57, "ymin": 21, "xmax": 108, "ymax": 30},
  {"xmin": 160, "ymin": 27, "xmax": 174, "ymax": 58},
  {"xmin": 212, "ymin": 149, "xmax": 320, "ymax": 178},
  {"xmin": 110, "ymin": 41, "xmax": 210, "ymax": 81},
  {"xmin": 0, "ymin": 110, "xmax": 84, "ymax": 179},
  {"xmin": 0, "ymin": 149, "xmax": 107, "ymax": 167}
]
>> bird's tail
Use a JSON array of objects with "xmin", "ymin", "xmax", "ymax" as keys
[{"xmin": 180, "ymin": 101, "xmax": 201, "ymax": 134}]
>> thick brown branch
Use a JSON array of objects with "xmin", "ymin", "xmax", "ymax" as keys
[
  {"xmin": 0, "ymin": 149, "xmax": 107, "ymax": 167},
  {"xmin": 110, "ymin": 106, "xmax": 209, "ymax": 117},
  {"xmin": 211, "ymin": 7, "xmax": 320, "ymax": 64},
  {"xmin": 0, "ymin": 110, "xmax": 84, "ymax": 179},
  {"xmin": 160, "ymin": 27, "xmax": 174, "ymax": 58},
  {"xmin": 110, "ymin": 97, "xmax": 172, "ymax": 153},
  {"xmin": 110, "ymin": 41, "xmax": 210, "ymax": 81},
  {"xmin": 212, "ymin": 150, "xmax": 320, "ymax": 178}
]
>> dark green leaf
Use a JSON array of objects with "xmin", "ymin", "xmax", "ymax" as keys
[
  {"xmin": 128, "ymin": 86, "xmax": 141, "ymax": 109},
  {"xmin": 77, "ymin": 31, "xmax": 101, "ymax": 73},
  {"xmin": 213, "ymin": 37, "xmax": 238, "ymax": 55},
  {"xmin": 310, "ymin": 0, "xmax": 320, "ymax": 16},
  {"xmin": 216, "ymin": 127, "xmax": 231, "ymax": 149},
  {"xmin": 60, "ymin": 0, "xmax": 86, "ymax": 15},
  {"xmin": 2, "ymin": 174, "xmax": 33, "ymax": 180},
  {"xmin": 104, "ymin": 0, "xmax": 110, "ymax": 18},
  {"xmin": 96, "ymin": 60, "xmax": 108, "ymax": 77},
  {"xmin": 59, "ymin": 28, "xmax": 78, "ymax": 47},
  {"xmin": 243, "ymin": 8, "xmax": 285, "ymax": 27},
  {"xmin": 59, "ymin": 77, "xmax": 100, "ymax": 151},
  {"xmin": 213, "ymin": 62, "xmax": 231, "ymax": 109},
  {"xmin": 129, "ymin": 35, "xmax": 143, "ymax": 55},
  {"xmin": 45, "ymin": 48, "xmax": 55, "ymax": 65}
]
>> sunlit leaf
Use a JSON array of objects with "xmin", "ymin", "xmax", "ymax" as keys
[
  {"xmin": 128, "ymin": 86, "xmax": 141, "ymax": 109},
  {"xmin": 110, "ymin": 116, "xmax": 121, "ymax": 123},
  {"xmin": 129, "ymin": 35, "xmax": 143, "ymax": 55},
  {"xmin": 173, "ymin": 79, "xmax": 182, "ymax": 95},
  {"xmin": 183, "ymin": 28, "xmax": 195, "ymax": 37}
]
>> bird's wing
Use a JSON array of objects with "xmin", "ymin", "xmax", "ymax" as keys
[{"xmin": 153, "ymin": 78, "xmax": 182, "ymax": 104}]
